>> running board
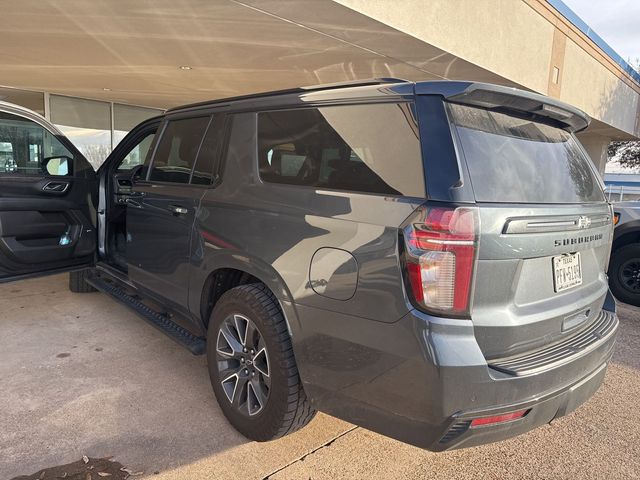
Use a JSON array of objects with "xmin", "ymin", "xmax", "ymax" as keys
[{"xmin": 86, "ymin": 275, "xmax": 206, "ymax": 355}]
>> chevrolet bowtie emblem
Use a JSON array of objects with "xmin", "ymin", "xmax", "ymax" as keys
[{"xmin": 577, "ymin": 216, "xmax": 592, "ymax": 229}]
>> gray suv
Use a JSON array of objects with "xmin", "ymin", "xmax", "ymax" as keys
[{"xmin": 0, "ymin": 79, "xmax": 618, "ymax": 451}]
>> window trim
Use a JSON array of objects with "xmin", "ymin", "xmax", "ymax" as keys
[{"xmin": 208, "ymin": 114, "xmax": 232, "ymax": 189}]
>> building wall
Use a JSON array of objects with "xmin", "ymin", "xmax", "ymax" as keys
[
  {"xmin": 334, "ymin": 0, "xmax": 640, "ymax": 140},
  {"xmin": 576, "ymin": 132, "xmax": 609, "ymax": 173},
  {"xmin": 561, "ymin": 39, "xmax": 639, "ymax": 138},
  {"xmin": 334, "ymin": 0, "xmax": 554, "ymax": 94}
]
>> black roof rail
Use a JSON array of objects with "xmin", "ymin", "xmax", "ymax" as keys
[
  {"xmin": 167, "ymin": 78, "xmax": 410, "ymax": 113},
  {"xmin": 299, "ymin": 77, "xmax": 409, "ymax": 91}
]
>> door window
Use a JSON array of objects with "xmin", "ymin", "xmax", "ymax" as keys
[
  {"xmin": 148, "ymin": 117, "xmax": 210, "ymax": 184},
  {"xmin": 0, "ymin": 112, "xmax": 74, "ymax": 176},
  {"xmin": 116, "ymin": 130, "xmax": 156, "ymax": 172}
]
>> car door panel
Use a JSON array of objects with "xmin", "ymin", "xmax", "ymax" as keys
[
  {"xmin": 127, "ymin": 182, "xmax": 202, "ymax": 308},
  {"xmin": 0, "ymin": 102, "xmax": 96, "ymax": 281},
  {"xmin": 126, "ymin": 114, "xmax": 220, "ymax": 312},
  {"xmin": 0, "ymin": 184, "xmax": 96, "ymax": 277}
]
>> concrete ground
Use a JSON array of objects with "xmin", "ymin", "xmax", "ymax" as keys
[{"xmin": 1, "ymin": 274, "xmax": 638, "ymax": 480}]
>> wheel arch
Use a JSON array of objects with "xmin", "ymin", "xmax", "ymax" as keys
[
  {"xmin": 612, "ymin": 221, "xmax": 640, "ymax": 253},
  {"xmin": 189, "ymin": 251, "xmax": 301, "ymax": 338}
]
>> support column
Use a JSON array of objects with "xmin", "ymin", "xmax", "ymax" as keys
[{"xmin": 576, "ymin": 133, "xmax": 610, "ymax": 176}]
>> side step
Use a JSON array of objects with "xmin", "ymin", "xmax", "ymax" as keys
[{"xmin": 86, "ymin": 275, "xmax": 206, "ymax": 355}]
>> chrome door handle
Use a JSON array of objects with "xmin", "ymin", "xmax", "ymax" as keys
[
  {"xmin": 168, "ymin": 205, "xmax": 188, "ymax": 215},
  {"xmin": 125, "ymin": 197, "xmax": 142, "ymax": 208}
]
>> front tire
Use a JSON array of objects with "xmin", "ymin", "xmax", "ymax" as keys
[
  {"xmin": 206, "ymin": 283, "xmax": 316, "ymax": 441},
  {"xmin": 609, "ymin": 244, "xmax": 640, "ymax": 306}
]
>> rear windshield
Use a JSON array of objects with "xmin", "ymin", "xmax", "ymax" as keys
[{"xmin": 447, "ymin": 103, "xmax": 605, "ymax": 204}]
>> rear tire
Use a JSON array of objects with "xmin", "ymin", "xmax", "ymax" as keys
[
  {"xmin": 68, "ymin": 269, "xmax": 97, "ymax": 293},
  {"xmin": 609, "ymin": 244, "xmax": 640, "ymax": 306},
  {"xmin": 206, "ymin": 283, "xmax": 316, "ymax": 441}
]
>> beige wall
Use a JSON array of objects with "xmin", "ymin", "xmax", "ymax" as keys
[
  {"xmin": 334, "ymin": 0, "xmax": 554, "ymax": 94},
  {"xmin": 576, "ymin": 132, "xmax": 609, "ymax": 174},
  {"xmin": 334, "ymin": 0, "xmax": 640, "ymax": 140},
  {"xmin": 561, "ymin": 39, "xmax": 639, "ymax": 138}
]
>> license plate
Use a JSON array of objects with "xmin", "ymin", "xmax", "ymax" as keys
[{"xmin": 553, "ymin": 253, "xmax": 582, "ymax": 293}]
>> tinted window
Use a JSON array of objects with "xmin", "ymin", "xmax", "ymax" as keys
[
  {"xmin": 149, "ymin": 117, "xmax": 210, "ymax": 184},
  {"xmin": 117, "ymin": 130, "xmax": 156, "ymax": 172},
  {"xmin": 448, "ymin": 103, "xmax": 604, "ymax": 203},
  {"xmin": 0, "ymin": 112, "xmax": 74, "ymax": 176},
  {"xmin": 191, "ymin": 116, "xmax": 225, "ymax": 185},
  {"xmin": 257, "ymin": 104, "xmax": 424, "ymax": 197}
]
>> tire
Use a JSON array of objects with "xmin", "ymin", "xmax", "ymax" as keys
[
  {"xmin": 68, "ymin": 269, "xmax": 97, "ymax": 293},
  {"xmin": 206, "ymin": 283, "xmax": 316, "ymax": 441},
  {"xmin": 609, "ymin": 243, "xmax": 640, "ymax": 306}
]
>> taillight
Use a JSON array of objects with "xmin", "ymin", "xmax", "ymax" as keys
[{"xmin": 402, "ymin": 206, "xmax": 479, "ymax": 317}]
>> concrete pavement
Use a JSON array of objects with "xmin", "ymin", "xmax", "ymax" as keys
[{"xmin": 1, "ymin": 274, "xmax": 638, "ymax": 479}]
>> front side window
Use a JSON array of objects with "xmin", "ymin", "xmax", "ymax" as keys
[
  {"xmin": 447, "ymin": 103, "xmax": 605, "ymax": 203},
  {"xmin": 117, "ymin": 131, "xmax": 156, "ymax": 172},
  {"xmin": 0, "ymin": 112, "xmax": 74, "ymax": 176},
  {"xmin": 257, "ymin": 103, "xmax": 425, "ymax": 197},
  {"xmin": 148, "ymin": 117, "xmax": 210, "ymax": 184}
]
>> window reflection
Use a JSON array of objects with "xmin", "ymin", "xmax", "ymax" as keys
[
  {"xmin": 47, "ymin": 97, "xmax": 162, "ymax": 169},
  {"xmin": 114, "ymin": 103, "xmax": 161, "ymax": 150},
  {"xmin": 50, "ymin": 95, "xmax": 111, "ymax": 169}
]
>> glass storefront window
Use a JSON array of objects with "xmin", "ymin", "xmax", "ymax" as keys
[
  {"xmin": 1, "ymin": 89, "xmax": 162, "ymax": 170},
  {"xmin": 113, "ymin": 103, "xmax": 161, "ymax": 148},
  {"xmin": 50, "ymin": 95, "xmax": 112, "ymax": 169}
]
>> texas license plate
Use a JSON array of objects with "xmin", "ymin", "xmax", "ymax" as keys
[{"xmin": 553, "ymin": 253, "xmax": 582, "ymax": 292}]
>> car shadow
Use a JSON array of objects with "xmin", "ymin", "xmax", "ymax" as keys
[
  {"xmin": 0, "ymin": 274, "xmax": 353, "ymax": 480},
  {"xmin": 611, "ymin": 302, "xmax": 640, "ymax": 371}
]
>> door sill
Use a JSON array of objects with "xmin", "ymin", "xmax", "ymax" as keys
[{"xmin": 95, "ymin": 261, "xmax": 135, "ymax": 288}]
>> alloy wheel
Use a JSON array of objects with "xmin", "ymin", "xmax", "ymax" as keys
[{"xmin": 216, "ymin": 314, "xmax": 270, "ymax": 416}]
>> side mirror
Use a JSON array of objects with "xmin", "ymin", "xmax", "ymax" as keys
[{"xmin": 43, "ymin": 155, "xmax": 73, "ymax": 176}]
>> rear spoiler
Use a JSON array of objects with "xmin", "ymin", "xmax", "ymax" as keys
[{"xmin": 415, "ymin": 81, "xmax": 590, "ymax": 132}]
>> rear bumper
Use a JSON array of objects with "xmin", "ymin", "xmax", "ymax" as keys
[
  {"xmin": 294, "ymin": 292, "xmax": 618, "ymax": 451},
  {"xmin": 435, "ymin": 348, "xmax": 612, "ymax": 450}
]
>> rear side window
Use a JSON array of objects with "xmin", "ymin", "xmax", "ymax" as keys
[
  {"xmin": 257, "ymin": 103, "xmax": 424, "ymax": 197},
  {"xmin": 448, "ymin": 103, "xmax": 604, "ymax": 203},
  {"xmin": 149, "ymin": 116, "xmax": 210, "ymax": 184}
]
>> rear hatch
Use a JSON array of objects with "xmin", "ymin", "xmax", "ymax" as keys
[{"xmin": 446, "ymin": 100, "xmax": 613, "ymax": 359}]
